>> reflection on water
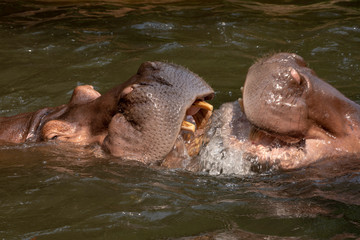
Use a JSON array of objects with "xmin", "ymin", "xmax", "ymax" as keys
[
  {"xmin": 0, "ymin": 0, "xmax": 360, "ymax": 239},
  {"xmin": 1, "ymin": 152, "xmax": 360, "ymax": 239}
]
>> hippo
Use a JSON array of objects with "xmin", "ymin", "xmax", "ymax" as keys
[
  {"xmin": 2, "ymin": 54, "xmax": 359, "ymax": 174},
  {"xmin": 0, "ymin": 62, "xmax": 214, "ymax": 166},
  {"xmin": 200, "ymin": 53, "xmax": 360, "ymax": 174}
]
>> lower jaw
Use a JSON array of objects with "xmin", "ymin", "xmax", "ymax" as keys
[{"xmin": 160, "ymin": 128, "xmax": 208, "ymax": 170}]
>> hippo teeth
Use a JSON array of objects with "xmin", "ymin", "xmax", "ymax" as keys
[
  {"xmin": 238, "ymin": 98, "xmax": 244, "ymax": 112},
  {"xmin": 192, "ymin": 100, "xmax": 213, "ymax": 111},
  {"xmin": 181, "ymin": 100, "xmax": 213, "ymax": 133},
  {"xmin": 181, "ymin": 120, "xmax": 196, "ymax": 133}
]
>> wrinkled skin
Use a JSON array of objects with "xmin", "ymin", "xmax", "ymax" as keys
[
  {"xmin": 0, "ymin": 62, "xmax": 214, "ymax": 165},
  {"xmin": 200, "ymin": 53, "xmax": 360, "ymax": 173}
]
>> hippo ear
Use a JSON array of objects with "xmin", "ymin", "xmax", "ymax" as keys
[
  {"xmin": 289, "ymin": 68, "xmax": 302, "ymax": 85},
  {"xmin": 69, "ymin": 85, "xmax": 101, "ymax": 105},
  {"xmin": 41, "ymin": 120, "xmax": 76, "ymax": 141},
  {"xmin": 289, "ymin": 68, "xmax": 311, "ymax": 90},
  {"xmin": 120, "ymin": 85, "xmax": 136, "ymax": 98}
]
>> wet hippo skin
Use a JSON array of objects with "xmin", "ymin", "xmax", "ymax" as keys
[
  {"xmin": 1, "ymin": 54, "xmax": 359, "ymax": 173},
  {"xmin": 0, "ymin": 62, "xmax": 214, "ymax": 165},
  {"xmin": 200, "ymin": 53, "xmax": 360, "ymax": 173}
]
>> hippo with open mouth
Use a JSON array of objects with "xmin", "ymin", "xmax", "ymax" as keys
[
  {"xmin": 200, "ymin": 53, "xmax": 360, "ymax": 174},
  {"xmin": 1, "ymin": 54, "xmax": 359, "ymax": 174},
  {"xmin": 0, "ymin": 62, "xmax": 214, "ymax": 166}
]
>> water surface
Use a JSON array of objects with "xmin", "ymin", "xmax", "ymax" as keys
[{"xmin": 0, "ymin": 0, "xmax": 360, "ymax": 239}]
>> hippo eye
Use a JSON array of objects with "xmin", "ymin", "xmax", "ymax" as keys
[
  {"xmin": 51, "ymin": 135, "xmax": 58, "ymax": 140},
  {"xmin": 152, "ymin": 75, "xmax": 172, "ymax": 87}
]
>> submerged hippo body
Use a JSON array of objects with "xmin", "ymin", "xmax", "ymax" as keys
[
  {"xmin": 0, "ymin": 62, "xmax": 214, "ymax": 165},
  {"xmin": 200, "ymin": 53, "xmax": 360, "ymax": 174}
]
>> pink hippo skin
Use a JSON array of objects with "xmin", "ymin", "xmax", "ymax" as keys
[
  {"xmin": 200, "ymin": 53, "xmax": 360, "ymax": 174},
  {"xmin": 0, "ymin": 62, "xmax": 214, "ymax": 167}
]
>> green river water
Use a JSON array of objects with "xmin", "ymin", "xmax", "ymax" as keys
[{"xmin": 0, "ymin": 0, "xmax": 360, "ymax": 239}]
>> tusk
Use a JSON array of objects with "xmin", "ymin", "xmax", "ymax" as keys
[
  {"xmin": 238, "ymin": 98, "xmax": 244, "ymax": 112},
  {"xmin": 193, "ymin": 100, "xmax": 213, "ymax": 112},
  {"xmin": 181, "ymin": 121, "xmax": 195, "ymax": 133}
]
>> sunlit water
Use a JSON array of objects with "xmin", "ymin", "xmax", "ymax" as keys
[{"xmin": 0, "ymin": 0, "xmax": 360, "ymax": 239}]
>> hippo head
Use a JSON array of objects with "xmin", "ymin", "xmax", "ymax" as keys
[
  {"xmin": 40, "ymin": 62, "xmax": 214, "ymax": 164},
  {"xmin": 240, "ymin": 53, "xmax": 360, "ymax": 168},
  {"xmin": 101, "ymin": 62, "xmax": 214, "ymax": 164},
  {"xmin": 243, "ymin": 53, "xmax": 353, "ymax": 143}
]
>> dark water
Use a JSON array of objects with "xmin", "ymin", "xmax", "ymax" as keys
[{"xmin": 0, "ymin": 0, "xmax": 360, "ymax": 239}]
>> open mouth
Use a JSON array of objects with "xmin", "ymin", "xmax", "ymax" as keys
[{"xmin": 181, "ymin": 99, "xmax": 213, "ymax": 133}]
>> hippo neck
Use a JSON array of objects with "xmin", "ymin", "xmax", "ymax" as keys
[
  {"xmin": 342, "ymin": 100, "xmax": 360, "ymax": 136},
  {"xmin": 337, "ymin": 100, "xmax": 360, "ymax": 136},
  {"xmin": 308, "ymin": 78, "xmax": 360, "ymax": 138}
]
